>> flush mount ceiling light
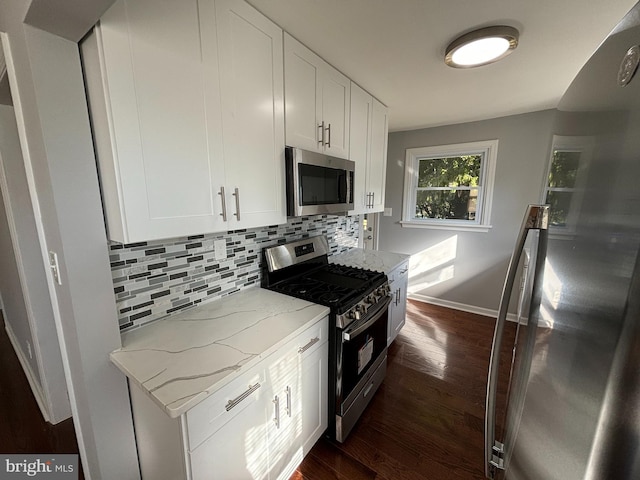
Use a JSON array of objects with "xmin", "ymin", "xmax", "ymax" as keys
[{"xmin": 445, "ymin": 26, "xmax": 519, "ymax": 68}]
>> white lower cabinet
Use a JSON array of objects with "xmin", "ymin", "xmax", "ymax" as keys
[
  {"xmin": 387, "ymin": 260, "xmax": 409, "ymax": 345},
  {"xmin": 189, "ymin": 383, "xmax": 270, "ymax": 479},
  {"xmin": 130, "ymin": 317, "xmax": 328, "ymax": 480}
]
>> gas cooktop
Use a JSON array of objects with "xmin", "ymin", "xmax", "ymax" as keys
[{"xmin": 267, "ymin": 262, "xmax": 385, "ymax": 307}]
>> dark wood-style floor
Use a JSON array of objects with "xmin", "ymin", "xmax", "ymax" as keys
[
  {"xmin": 0, "ymin": 311, "xmax": 83, "ymax": 478},
  {"xmin": 291, "ymin": 300, "xmax": 515, "ymax": 480}
]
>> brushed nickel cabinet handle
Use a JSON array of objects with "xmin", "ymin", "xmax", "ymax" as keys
[
  {"xmin": 298, "ymin": 336, "xmax": 320, "ymax": 354},
  {"xmin": 232, "ymin": 187, "xmax": 240, "ymax": 221},
  {"xmin": 225, "ymin": 382, "xmax": 261, "ymax": 411},
  {"xmin": 318, "ymin": 121, "xmax": 325, "ymax": 146},
  {"xmin": 218, "ymin": 186, "xmax": 227, "ymax": 221},
  {"xmin": 326, "ymin": 123, "xmax": 331, "ymax": 148},
  {"xmin": 285, "ymin": 386, "xmax": 291, "ymax": 418},
  {"xmin": 273, "ymin": 395, "xmax": 280, "ymax": 429}
]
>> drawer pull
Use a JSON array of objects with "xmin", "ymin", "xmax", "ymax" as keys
[
  {"xmin": 298, "ymin": 337, "xmax": 320, "ymax": 354},
  {"xmin": 225, "ymin": 382, "xmax": 261, "ymax": 412}
]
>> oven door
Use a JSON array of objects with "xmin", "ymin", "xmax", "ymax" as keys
[
  {"xmin": 338, "ymin": 296, "xmax": 391, "ymax": 403},
  {"xmin": 335, "ymin": 295, "xmax": 391, "ymax": 442}
]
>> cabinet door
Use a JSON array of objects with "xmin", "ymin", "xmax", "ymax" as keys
[
  {"xmin": 367, "ymin": 98, "xmax": 388, "ymax": 213},
  {"xmin": 348, "ymin": 83, "xmax": 371, "ymax": 214},
  {"xmin": 93, "ymin": 0, "xmax": 225, "ymax": 242},
  {"xmin": 388, "ymin": 262, "xmax": 409, "ymax": 345},
  {"xmin": 189, "ymin": 391, "xmax": 270, "ymax": 480},
  {"xmin": 297, "ymin": 341, "xmax": 329, "ymax": 457},
  {"xmin": 266, "ymin": 318, "xmax": 328, "ymax": 479},
  {"xmin": 269, "ymin": 341, "xmax": 328, "ymax": 480},
  {"xmin": 266, "ymin": 345, "xmax": 299, "ymax": 480},
  {"xmin": 216, "ymin": 0, "xmax": 286, "ymax": 230},
  {"xmin": 320, "ymin": 67, "xmax": 351, "ymax": 159},
  {"xmin": 284, "ymin": 34, "xmax": 322, "ymax": 153}
]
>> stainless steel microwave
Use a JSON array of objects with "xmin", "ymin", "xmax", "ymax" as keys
[{"xmin": 285, "ymin": 146, "xmax": 355, "ymax": 216}]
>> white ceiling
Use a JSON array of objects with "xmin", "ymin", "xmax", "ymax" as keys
[{"xmin": 247, "ymin": 0, "xmax": 638, "ymax": 132}]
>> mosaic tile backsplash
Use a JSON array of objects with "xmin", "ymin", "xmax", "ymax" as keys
[{"xmin": 109, "ymin": 215, "xmax": 360, "ymax": 330}]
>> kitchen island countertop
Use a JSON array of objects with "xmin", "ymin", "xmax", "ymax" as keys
[
  {"xmin": 110, "ymin": 287, "xmax": 329, "ymax": 418},
  {"xmin": 331, "ymin": 248, "xmax": 410, "ymax": 275}
]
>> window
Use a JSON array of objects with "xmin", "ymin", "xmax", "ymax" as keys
[
  {"xmin": 401, "ymin": 140, "xmax": 498, "ymax": 231},
  {"xmin": 542, "ymin": 136, "xmax": 591, "ymax": 232}
]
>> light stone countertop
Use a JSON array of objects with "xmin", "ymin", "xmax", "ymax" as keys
[
  {"xmin": 331, "ymin": 248, "xmax": 410, "ymax": 275},
  {"xmin": 110, "ymin": 287, "xmax": 329, "ymax": 418}
]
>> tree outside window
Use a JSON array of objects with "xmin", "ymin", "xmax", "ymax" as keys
[
  {"xmin": 415, "ymin": 155, "xmax": 481, "ymax": 221},
  {"xmin": 402, "ymin": 140, "xmax": 497, "ymax": 231}
]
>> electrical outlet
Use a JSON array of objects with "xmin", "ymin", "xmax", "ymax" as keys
[
  {"xmin": 383, "ymin": 207, "xmax": 393, "ymax": 216},
  {"xmin": 48, "ymin": 251, "xmax": 62, "ymax": 285},
  {"xmin": 214, "ymin": 240, "xmax": 227, "ymax": 260}
]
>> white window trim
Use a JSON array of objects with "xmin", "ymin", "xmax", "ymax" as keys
[{"xmin": 401, "ymin": 139, "xmax": 498, "ymax": 232}]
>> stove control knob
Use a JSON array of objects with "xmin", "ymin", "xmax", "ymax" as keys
[
  {"xmin": 366, "ymin": 294, "xmax": 376, "ymax": 304},
  {"xmin": 350, "ymin": 309, "xmax": 361, "ymax": 321}
]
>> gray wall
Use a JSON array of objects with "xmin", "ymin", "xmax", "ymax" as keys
[
  {"xmin": 379, "ymin": 109, "xmax": 556, "ymax": 314},
  {"xmin": 0, "ymin": 104, "xmax": 72, "ymax": 423},
  {"xmin": 0, "ymin": 106, "xmax": 41, "ymax": 384}
]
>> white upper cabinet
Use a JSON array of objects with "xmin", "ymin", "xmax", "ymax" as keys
[
  {"xmin": 82, "ymin": 0, "xmax": 285, "ymax": 243},
  {"xmin": 349, "ymin": 83, "xmax": 371, "ymax": 213},
  {"xmin": 215, "ymin": 0, "xmax": 286, "ymax": 230},
  {"xmin": 369, "ymin": 98, "xmax": 389, "ymax": 212},
  {"xmin": 349, "ymin": 82, "xmax": 389, "ymax": 214},
  {"xmin": 284, "ymin": 34, "xmax": 350, "ymax": 159}
]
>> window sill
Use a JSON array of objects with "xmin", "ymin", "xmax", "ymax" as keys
[{"xmin": 400, "ymin": 220, "xmax": 492, "ymax": 233}]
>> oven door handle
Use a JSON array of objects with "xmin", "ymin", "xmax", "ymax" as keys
[{"xmin": 343, "ymin": 296, "xmax": 391, "ymax": 341}]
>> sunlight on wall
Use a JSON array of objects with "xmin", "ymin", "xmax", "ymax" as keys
[{"xmin": 407, "ymin": 235, "xmax": 458, "ymax": 293}]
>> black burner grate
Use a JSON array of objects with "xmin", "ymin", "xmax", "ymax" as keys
[{"xmin": 268, "ymin": 263, "xmax": 385, "ymax": 308}]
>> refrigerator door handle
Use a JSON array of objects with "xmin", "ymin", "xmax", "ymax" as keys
[{"xmin": 484, "ymin": 204, "xmax": 549, "ymax": 479}]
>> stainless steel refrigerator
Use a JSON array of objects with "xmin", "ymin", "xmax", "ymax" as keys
[{"xmin": 485, "ymin": 3, "xmax": 640, "ymax": 479}]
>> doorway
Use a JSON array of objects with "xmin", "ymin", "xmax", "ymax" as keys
[{"xmin": 362, "ymin": 213, "xmax": 380, "ymax": 250}]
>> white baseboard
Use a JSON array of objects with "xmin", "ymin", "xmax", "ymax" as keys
[
  {"xmin": 4, "ymin": 318, "xmax": 50, "ymax": 423},
  {"xmin": 408, "ymin": 293, "xmax": 520, "ymax": 323}
]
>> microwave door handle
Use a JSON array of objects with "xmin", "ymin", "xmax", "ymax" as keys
[
  {"xmin": 343, "ymin": 296, "xmax": 391, "ymax": 341},
  {"xmin": 338, "ymin": 172, "xmax": 346, "ymax": 202}
]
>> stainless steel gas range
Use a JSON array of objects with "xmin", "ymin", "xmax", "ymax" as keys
[{"xmin": 262, "ymin": 235, "xmax": 391, "ymax": 442}]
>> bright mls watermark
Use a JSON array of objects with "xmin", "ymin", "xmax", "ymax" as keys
[{"xmin": 1, "ymin": 455, "xmax": 77, "ymax": 479}]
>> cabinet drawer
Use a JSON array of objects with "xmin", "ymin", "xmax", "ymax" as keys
[
  {"xmin": 388, "ymin": 260, "xmax": 409, "ymax": 284},
  {"xmin": 185, "ymin": 364, "xmax": 265, "ymax": 451},
  {"xmin": 290, "ymin": 316, "xmax": 329, "ymax": 360}
]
